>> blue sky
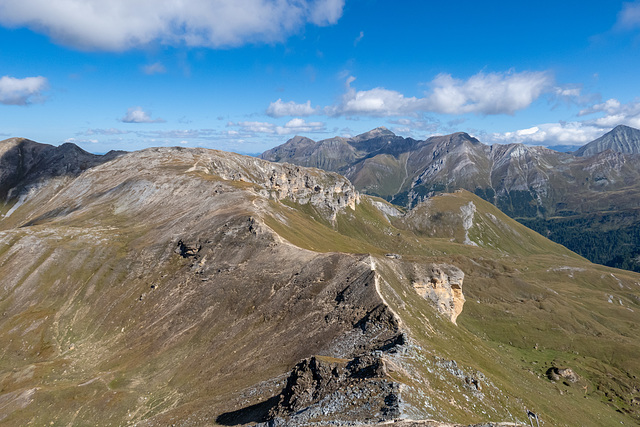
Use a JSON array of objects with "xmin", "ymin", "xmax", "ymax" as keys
[{"xmin": 1, "ymin": 0, "xmax": 640, "ymax": 154}]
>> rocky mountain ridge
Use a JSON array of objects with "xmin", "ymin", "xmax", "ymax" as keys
[{"xmin": 1, "ymin": 140, "xmax": 640, "ymax": 426}]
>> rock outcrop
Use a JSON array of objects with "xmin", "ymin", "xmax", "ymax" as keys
[
  {"xmin": 203, "ymin": 149, "xmax": 360, "ymax": 219},
  {"xmin": 267, "ymin": 354, "xmax": 401, "ymax": 425},
  {"xmin": 412, "ymin": 264, "xmax": 465, "ymax": 324},
  {"xmin": 546, "ymin": 367, "xmax": 579, "ymax": 383}
]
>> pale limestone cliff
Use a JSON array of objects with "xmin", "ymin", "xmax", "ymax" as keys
[{"xmin": 412, "ymin": 264, "xmax": 465, "ymax": 324}]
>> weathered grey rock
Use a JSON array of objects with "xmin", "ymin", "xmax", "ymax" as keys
[
  {"xmin": 268, "ymin": 354, "xmax": 402, "ymax": 425},
  {"xmin": 574, "ymin": 125, "xmax": 640, "ymax": 157}
]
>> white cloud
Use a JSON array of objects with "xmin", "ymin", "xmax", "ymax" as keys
[
  {"xmin": 425, "ymin": 71, "xmax": 553, "ymax": 115},
  {"xmin": 615, "ymin": 1, "xmax": 640, "ymax": 30},
  {"xmin": 309, "ymin": 0, "xmax": 344, "ymax": 25},
  {"xmin": 84, "ymin": 128, "xmax": 131, "ymax": 135},
  {"xmin": 142, "ymin": 62, "xmax": 166, "ymax": 75},
  {"xmin": 233, "ymin": 118, "xmax": 325, "ymax": 135},
  {"xmin": 326, "ymin": 71, "xmax": 554, "ymax": 117},
  {"xmin": 485, "ymin": 122, "xmax": 605, "ymax": 147},
  {"xmin": 482, "ymin": 97, "xmax": 640, "ymax": 147},
  {"xmin": 267, "ymin": 99, "xmax": 317, "ymax": 117},
  {"xmin": 121, "ymin": 107, "xmax": 166, "ymax": 123},
  {"xmin": 578, "ymin": 98, "xmax": 640, "ymax": 128},
  {"xmin": 555, "ymin": 87, "xmax": 582, "ymax": 97},
  {"xmin": 279, "ymin": 118, "xmax": 325, "ymax": 134},
  {"xmin": 0, "ymin": 75, "xmax": 47, "ymax": 105},
  {"xmin": 327, "ymin": 76, "xmax": 424, "ymax": 117},
  {"xmin": 65, "ymin": 137, "xmax": 99, "ymax": 144},
  {"xmin": 0, "ymin": 0, "xmax": 345, "ymax": 51}
]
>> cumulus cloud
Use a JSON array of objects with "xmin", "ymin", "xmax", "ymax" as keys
[
  {"xmin": 0, "ymin": 0, "xmax": 345, "ymax": 51},
  {"xmin": 121, "ymin": 107, "xmax": 166, "ymax": 123},
  {"xmin": 481, "ymin": 96, "xmax": 640, "ymax": 147},
  {"xmin": 142, "ymin": 62, "xmax": 166, "ymax": 75},
  {"xmin": 425, "ymin": 71, "xmax": 553, "ymax": 115},
  {"xmin": 233, "ymin": 118, "xmax": 325, "ymax": 135},
  {"xmin": 578, "ymin": 98, "xmax": 640, "ymax": 128},
  {"xmin": 267, "ymin": 99, "xmax": 317, "ymax": 117},
  {"xmin": 326, "ymin": 76, "xmax": 424, "ymax": 117},
  {"xmin": 0, "ymin": 75, "xmax": 47, "ymax": 105},
  {"xmin": 325, "ymin": 71, "xmax": 554, "ymax": 117},
  {"xmin": 279, "ymin": 117, "xmax": 326, "ymax": 134}
]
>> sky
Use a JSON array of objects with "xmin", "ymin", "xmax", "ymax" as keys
[{"xmin": 1, "ymin": 0, "xmax": 640, "ymax": 154}]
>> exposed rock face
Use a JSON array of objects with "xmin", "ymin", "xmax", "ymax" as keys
[
  {"xmin": 574, "ymin": 125, "xmax": 640, "ymax": 157},
  {"xmin": 268, "ymin": 354, "xmax": 401, "ymax": 425},
  {"xmin": 460, "ymin": 202, "xmax": 478, "ymax": 246},
  {"xmin": 546, "ymin": 367, "xmax": 579, "ymax": 383},
  {"xmin": 191, "ymin": 148, "xmax": 360, "ymax": 219},
  {"xmin": 412, "ymin": 264, "xmax": 465, "ymax": 324}
]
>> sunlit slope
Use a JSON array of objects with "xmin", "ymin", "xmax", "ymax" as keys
[{"xmin": 267, "ymin": 190, "xmax": 640, "ymax": 425}]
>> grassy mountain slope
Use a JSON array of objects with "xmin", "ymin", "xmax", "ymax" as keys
[
  {"xmin": 1, "ymin": 144, "xmax": 639, "ymax": 426},
  {"xmin": 262, "ymin": 128, "xmax": 640, "ymax": 272}
]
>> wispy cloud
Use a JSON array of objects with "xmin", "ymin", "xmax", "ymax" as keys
[
  {"xmin": 484, "ymin": 122, "xmax": 603, "ymax": 147},
  {"xmin": 120, "ymin": 107, "xmax": 166, "ymax": 124},
  {"xmin": 84, "ymin": 128, "xmax": 131, "ymax": 136},
  {"xmin": 232, "ymin": 118, "xmax": 325, "ymax": 135},
  {"xmin": 0, "ymin": 0, "xmax": 345, "ymax": 51},
  {"xmin": 0, "ymin": 75, "xmax": 47, "ymax": 105},
  {"xmin": 266, "ymin": 99, "xmax": 318, "ymax": 117},
  {"xmin": 615, "ymin": 1, "xmax": 640, "ymax": 30},
  {"xmin": 142, "ymin": 62, "xmax": 166, "ymax": 75},
  {"xmin": 354, "ymin": 31, "xmax": 364, "ymax": 46},
  {"xmin": 65, "ymin": 137, "xmax": 98, "ymax": 144}
]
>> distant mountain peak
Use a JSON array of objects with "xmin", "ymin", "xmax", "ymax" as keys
[
  {"xmin": 575, "ymin": 124, "xmax": 640, "ymax": 157},
  {"xmin": 352, "ymin": 126, "xmax": 396, "ymax": 142}
]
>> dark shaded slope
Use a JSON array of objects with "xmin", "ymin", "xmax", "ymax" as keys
[{"xmin": 0, "ymin": 137, "xmax": 123, "ymax": 201}]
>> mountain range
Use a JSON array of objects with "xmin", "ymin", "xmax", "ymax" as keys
[
  {"xmin": 261, "ymin": 125, "xmax": 640, "ymax": 272},
  {"xmin": 1, "ymin": 137, "xmax": 640, "ymax": 425}
]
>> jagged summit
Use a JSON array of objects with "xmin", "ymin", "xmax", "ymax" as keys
[{"xmin": 574, "ymin": 124, "xmax": 640, "ymax": 157}]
